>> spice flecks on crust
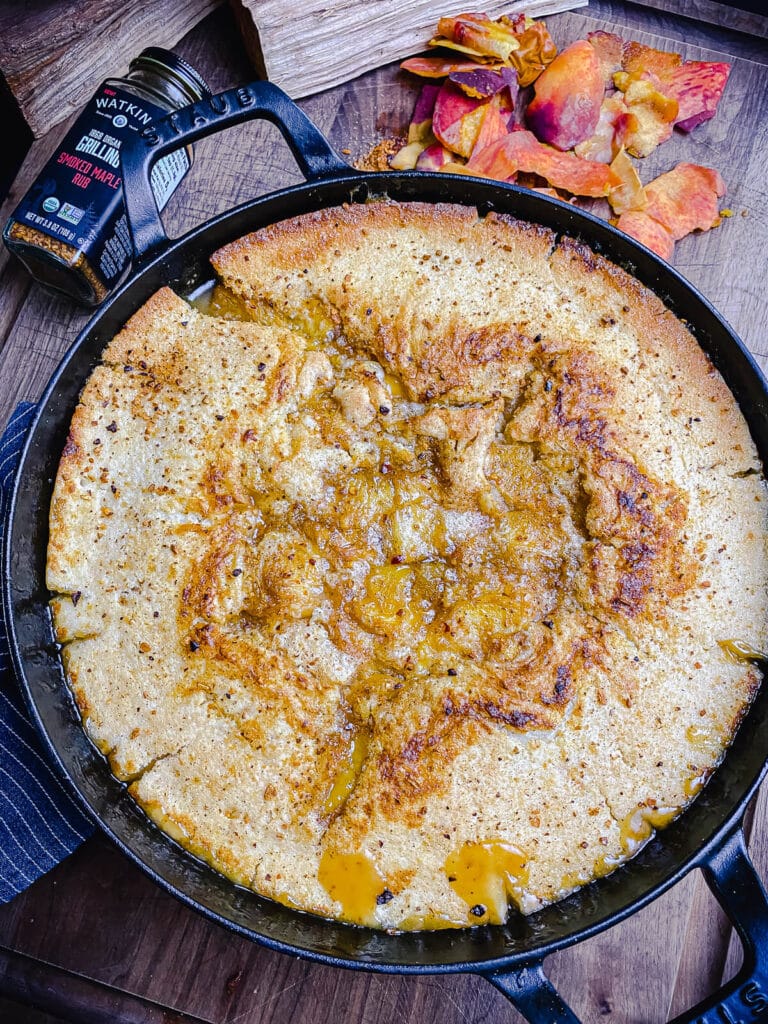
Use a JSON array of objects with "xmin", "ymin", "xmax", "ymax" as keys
[{"xmin": 48, "ymin": 203, "xmax": 768, "ymax": 929}]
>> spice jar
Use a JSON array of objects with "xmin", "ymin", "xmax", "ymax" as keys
[{"xmin": 3, "ymin": 48, "xmax": 210, "ymax": 306}]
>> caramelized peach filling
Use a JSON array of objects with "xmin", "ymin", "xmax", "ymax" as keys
[
  {"xmin": 445, "ymin": 840, "xmax": 530, "ymax": 923},
  {"xmin": 317, "ymin": 849, "xmax": 387, "ymax": 926},
  {"xmin": 176, "ymin": 290, "xmax": 702, "ymax": 927}
]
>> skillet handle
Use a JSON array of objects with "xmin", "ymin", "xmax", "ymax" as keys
[
  {"xmin": 479, "ymin": 828, "xmax": 768, "ymax": 1023},
  {"xmin": 121, "ymin": 80, "xmax": 355, "ymax": 263},
  {"xmin": 483, "ymin": 961, "xmax": 582, "ymax": 1022},
  {"xmin": 669, "ymin": 827, "xmax": 768, "ymax": 1024}
]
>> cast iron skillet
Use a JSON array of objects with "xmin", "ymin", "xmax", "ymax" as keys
[{"xmin": 4, "ymin": 82, "xmax": 768, "ymax": 1024}]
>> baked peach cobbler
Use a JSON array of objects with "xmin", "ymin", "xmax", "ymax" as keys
[{"xmin": 47, "ymin": 203, "xmax": 768, "ymax": 929}]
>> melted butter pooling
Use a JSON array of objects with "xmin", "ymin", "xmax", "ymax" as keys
[
  {"xmin": 317, "ymin": 849, "xmax": 386, "ymax": 926},
  {"xmin": 444, "ymin": 840, "xmax": 529, "ymax": 924},
  {"xmin": 190, "ymin": 281, "xmax": 254, "ymax": 320},
  {"xmin": 323, "ymin": 729, "xmax": 370, "ymax": 817},
  {"xmin": 718, "ymin": 639, "xmax": 768, "ymax": 664},
  {"xmin": 594, "ymin": 806, "xmax": 679, "ymax": 879}
]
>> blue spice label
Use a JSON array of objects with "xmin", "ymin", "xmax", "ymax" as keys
[{"xmin": 9, "ymin": 83, "xmax": 188, "ymax": 286}]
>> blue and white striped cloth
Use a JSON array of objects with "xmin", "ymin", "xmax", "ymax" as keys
[{"xmin": 0, "ymin": 403, "xmax": 93, "ymax": 903}]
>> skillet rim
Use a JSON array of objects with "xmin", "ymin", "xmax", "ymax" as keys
[{"xmin": 4, "ymin": 169, "xmax": 768, "ymax": 974}]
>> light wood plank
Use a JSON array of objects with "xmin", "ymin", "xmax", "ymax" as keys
[
  {"xmin": 666, "ymin": 872, "xmax": 733, "ymax": 1017},
  {"xmin": 585, "ymin": 0, "xmax": 768, "ymax": 63},
  {"xmin": 0, "ymin": 0, "xmax": 221, "ymax": 139},
  {"xmin": 550, "ymin": 878, "xmax": 696, "ymax": 1023},
  {"xmin": 229, "ymin": 0, "xmax": 587, "ymax": 101},
  {"xmin": 720, "ymin": 796, "xmax": 765, "ymax": 990},
  {"xmin": 630, "ymin": 0, "xmax": 768, "ymax": 39}
]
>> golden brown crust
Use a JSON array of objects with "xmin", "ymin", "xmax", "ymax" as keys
[
  {"xmin": 213, "ymin": 202, "xmax": 557, "ymax": 402},
  {"xmin": 49, "ymin": 203, "xmax": 768, "ymax": 930}
]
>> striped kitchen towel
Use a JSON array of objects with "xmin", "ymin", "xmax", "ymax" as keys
[{"xmin": 0, "ymin": 403, "xmax": 94, "ymax": 903}]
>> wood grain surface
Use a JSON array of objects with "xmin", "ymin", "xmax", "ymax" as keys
[
  {"xmin": 1, "ymin": 4, "xmax": 767, "ymax": 1023},
  {"xmin": 0, "ymin": 0, "xmax": 221, "ymax": 138},
  {"xmin": 229, "ymin": 0, "xmax": 587, "ymax": 99},
  {"xmin": 630, "ymin": 0, "xmax": 768, "ymax": 37}
]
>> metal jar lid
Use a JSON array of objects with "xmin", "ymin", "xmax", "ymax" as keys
[{"xmin": 129, "ymin": 47, "xmax": 211, "ymax": 106}]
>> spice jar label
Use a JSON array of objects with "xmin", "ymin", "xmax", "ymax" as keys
[{"xmin": 9, "ymin": 83, "xmax": 189, "ymax": 291}]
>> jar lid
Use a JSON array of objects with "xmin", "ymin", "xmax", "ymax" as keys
[{"xmin": 129, "ymin": 47, "xmax": 211, "ymax": 105}]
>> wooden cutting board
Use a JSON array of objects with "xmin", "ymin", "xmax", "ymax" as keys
[
  {"xmin": 3, "ymin": 0, "xmax": 764, "ymax": 147},
  {"xmin": 228, "ymin": 0, "xmax": 587, "ymax": 99},
  {"xmin": 0, "ymin": 0, "xmax": 585, "ymax": 143}
]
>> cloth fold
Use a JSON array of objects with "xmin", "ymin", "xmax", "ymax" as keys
[{"xmin": 0, "ymin": 403, "xmax": 94, "ymax": 904}]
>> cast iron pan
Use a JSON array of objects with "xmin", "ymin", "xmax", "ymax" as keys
[{"xmin": 4, "ymin": 82, "xmax": 768, "ymax": 1024}]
